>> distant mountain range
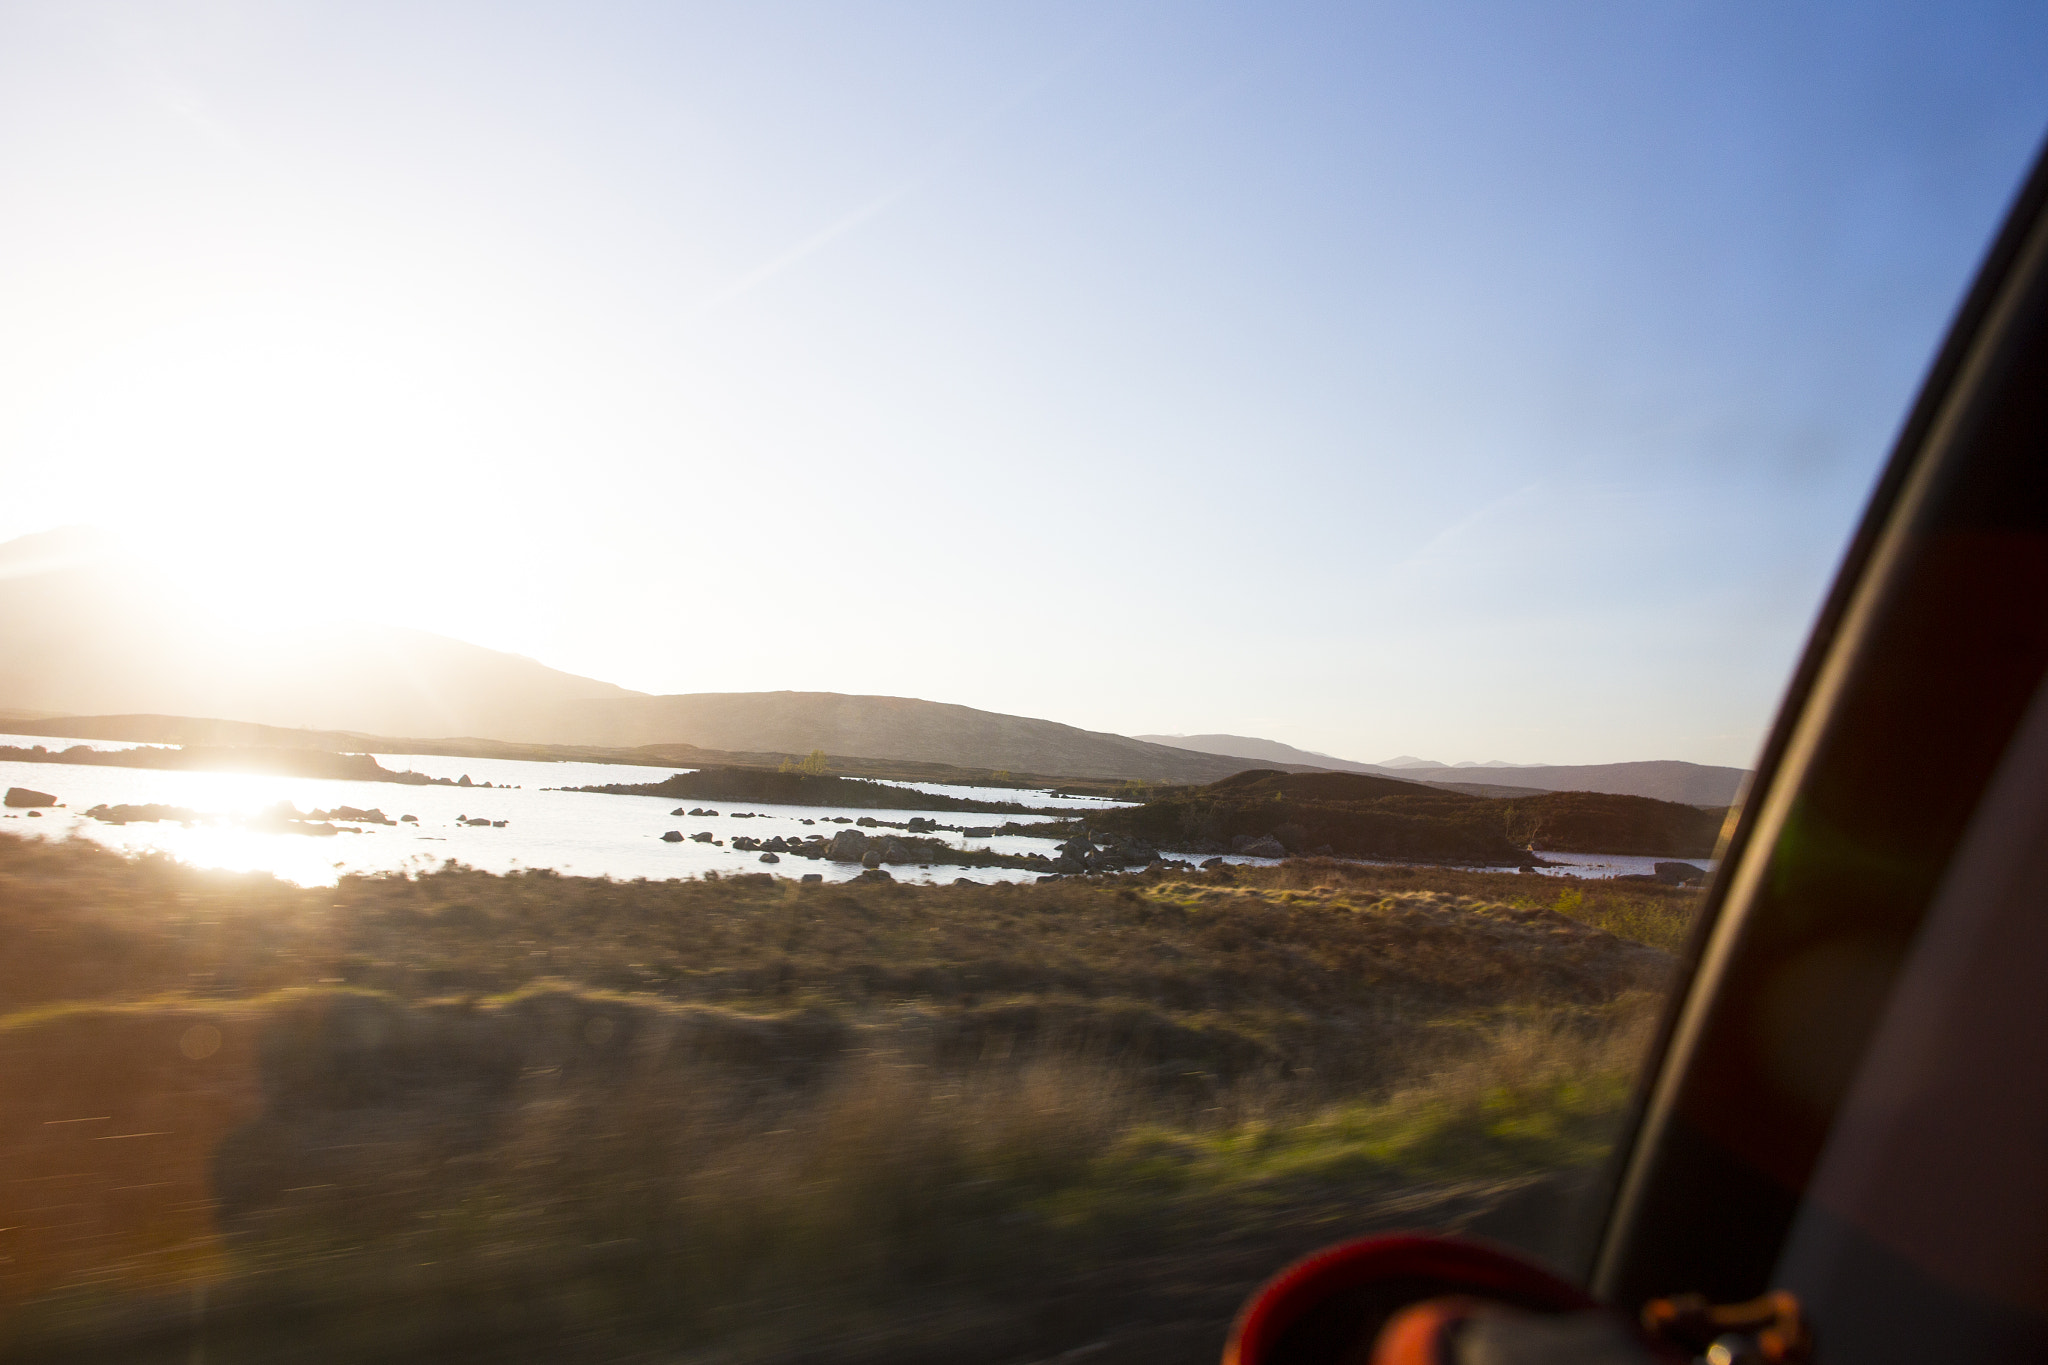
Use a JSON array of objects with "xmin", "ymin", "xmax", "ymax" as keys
[
  {"xmin": 1131, "ymin": 733, "xmax": 1388, "ymax": 775},
  {"xmin": 0, "ymin": 529, "xmax": 1747, "ymax": 800},
  {"xmin": 1375, "ymin": 755, "xmax": 1541, "ymax": 770},
  {"xmin": 1137, "ymin": 733, "xmax": 1749, "ymax": 807}
]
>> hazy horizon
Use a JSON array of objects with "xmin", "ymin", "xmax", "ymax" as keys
[{"xmin": 5, "ymin": 5, "xmax": 2047, "ymax": 766}]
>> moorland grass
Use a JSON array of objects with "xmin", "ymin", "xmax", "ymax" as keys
[{"xmin": 0, "ymin": 834, "xmax": 1699, "ymax": 1363}]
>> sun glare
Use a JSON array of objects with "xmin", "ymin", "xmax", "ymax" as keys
[{"xmin": 132, "ymin": 525, "xmax": 347, "ymax": 641}]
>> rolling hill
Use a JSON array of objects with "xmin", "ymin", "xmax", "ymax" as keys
[
  {"xmin": 541, "ymin": 693, "xmax": 1270, "ymax": 782},
  {"xmin": 1139, "ymin": 731, "xmax": 1749, "ymax": 806},
  {"xmin": 0, "ymin": 528, "xmax": 1746, "ymax": 793},
  {"xmin": 1088, "ymin": 769, "xmax": 1727, "ymax": 862},
  {"xmin": 0, "ymin": 533, "xmax": 1284, "ymax": 782},
  {"xmin": 0, "ymin": 529, "xmax": 642, "ymax": 740}
]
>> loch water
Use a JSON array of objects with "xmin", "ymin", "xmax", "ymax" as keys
[{"xmin": 0, "ymin": 734, "xmax": 1712, "ymax": 887}]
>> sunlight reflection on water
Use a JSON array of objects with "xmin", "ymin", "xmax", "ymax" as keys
[
  {"xmin": 0, "ymin": 736, "xmax": 1105, "ymax": 888},
  {"xmin": 1, "ymin": 734, "xmax": 1708, "ymax": 888}
]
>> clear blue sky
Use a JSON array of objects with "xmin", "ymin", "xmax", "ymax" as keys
[{"xmin": 4, "ymin": 2, "xmax": 2046, "ymax": 765}]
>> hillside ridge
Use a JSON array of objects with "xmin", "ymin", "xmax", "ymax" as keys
[{"xmin": 1140, "ymin": 733, "xmax": 1747, "ymax": 805}]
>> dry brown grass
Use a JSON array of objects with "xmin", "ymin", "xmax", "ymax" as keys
[{"xmin": 0, "ymin": 834, "xmax": 1694, "ymax": 1363}]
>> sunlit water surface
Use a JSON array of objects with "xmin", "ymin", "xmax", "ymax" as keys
[
  {"xmin": 0, "ymin": 736, "xmax": 1128, "ymax": 887},
  {"xmin": 0, "ymin": 734, "xmax": 1710, "ymax": 887}
]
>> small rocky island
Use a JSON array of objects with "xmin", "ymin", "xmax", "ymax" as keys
[
  {"xmin": 681, "ymin": 814, "xmax": 1183, "ymax": 879},
  {"xmin": 565, "ymin": 765, "xmax": 1052, "ymax": 815}
]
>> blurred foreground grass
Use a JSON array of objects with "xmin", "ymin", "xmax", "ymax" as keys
[{"xmin": 0, "ymin": 835, "xmax": 1697, "ymax": 1364}]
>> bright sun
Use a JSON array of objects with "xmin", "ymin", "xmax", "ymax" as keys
[{"xmin": 131, "ymin": 522, "xmax": 349, "ymax": 642}]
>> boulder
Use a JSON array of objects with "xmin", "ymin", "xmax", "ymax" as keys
[
  {"xmin": 691, "ymin": 831, "xmax": 715, "ymax": 843},
  {"xmin": 827, "ymin": 830, "xmax": 870, "ymax": 862},
  {"xmin": 1200, "ymin": 857, "xmax": 1228, "ymax": 870},
  {"xmin": 400, "ymin": 814, "xmax": 418, "ymax": 823},
  {"xmin": 758, "ymin": 852, "xmax": 780, "ymax": 864},
  {"xmin": 861, "ymin": 850, "xmax": 883, "ymax": 869},
  {"xmin": 313, "ymin": 806, "xmax": 394, "ymax": 824},
  {"xmin": 1653, "ymin": 861, "xmax": 1707, "ymax": 886},
  {"xmin": 856, "ymin": 816, "xmax": 880, "ymax": 828},
  {"xmin": 672, "ymin": 807, "xmax": 687, "ymax": 816},
  {"xmin": 4, "ymin": 787, "xmax": 56, "ymax": 809},
  {"xmin": 1239, "ymin": 835, "xmax": 1287, "ymax": 859},
  {"xmin": 800, "ymin": 873, "xmax": 823, "ymax": 884},
  {"xmin": 963, "ymin": 827, "xmax": 995, "ymax": 838},
  {"xmin": 661, "ymin": 831, "xmax": 685, "ymax": 843},
  {"xmin": 856, "ymin": 867, "xmax": 893, "ymax": 883},
  {"xmin": 882, "ymin": 840, "xmax": 914, "ymax": 864}
]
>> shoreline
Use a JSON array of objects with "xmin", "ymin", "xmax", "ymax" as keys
[{"xmin": 0, "ymin": 744, "xmax": 500, "ymax": 788}]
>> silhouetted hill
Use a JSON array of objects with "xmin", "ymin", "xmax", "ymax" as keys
[
  {"xmin": 546, "ymin": 693, "xmax": 1270, "ymax": 783},
  {"xmin": 0, "ymin": 537, "xmax": 640, "ymax": 739},
  {"xmin": 0, "ymin": 530, "xmax": 1746, "ymax": 796},
  {"xmin": 0, "ymin": 536, "xmax": 1262, "ymax": 782},
  {"xmin": 1138, "ymin": 731, "xmax": 1747, "ymax": 806}
]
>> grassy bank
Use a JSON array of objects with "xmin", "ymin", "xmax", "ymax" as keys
[
  {"xmin": 1088, "ymin": 769, "xmax": 1728, "ymax": 862},
  {"xmin": 0, "ymin": 835, "xmax": 1696, "ymax": 1363}
]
